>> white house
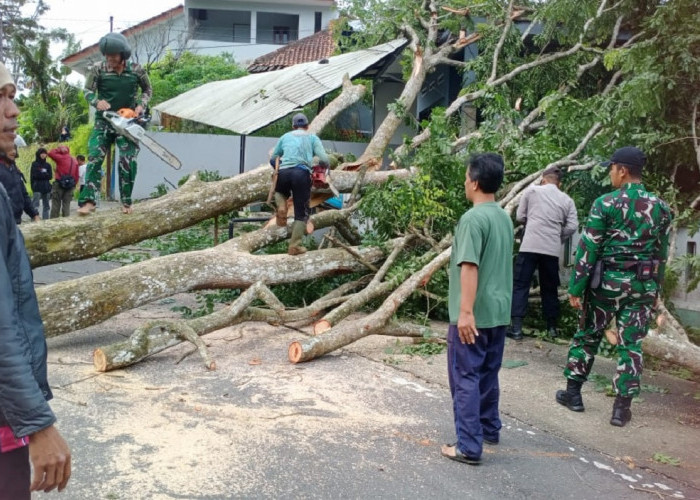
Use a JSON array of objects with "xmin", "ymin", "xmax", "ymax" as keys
[
  {"xmin": 62, "ymin": 1, "xmax": 338, "ymax": 75},
  {"xmin": 187, "ymin": 0, "xmax": 337, "ymax": 63}
]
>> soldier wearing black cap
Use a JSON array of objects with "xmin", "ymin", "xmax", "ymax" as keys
[
  {"xmin": 269, "ymin": 113, "xmax": 329, "ymax": 255},
  {"xmin": 556, "ymin": 146, "xmax": 672, "ymax": 427},
  {"xmin": 508, "ymin": 165, "xmax": 578, "ymax": 340}
]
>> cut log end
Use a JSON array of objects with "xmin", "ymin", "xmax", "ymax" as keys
[
  {"xmin": 288, "ymin": 341, "xmax": 303, "ymax": 364},
  {"xmin": 93, "ymin": 349, "xmax": 108, "ymax": 372},
  {"xmin": 313, "ymin": 320, "xmax": 332, "ymax": 336},
  {"xmin": 604, "ymin": 329, "xmax": 618, "ymax": 346}
]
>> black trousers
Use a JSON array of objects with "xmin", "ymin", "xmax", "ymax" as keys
[
  {"xmin": 511, "ymin": 251, "xmax": 560, "ymax": 323},
  {"xmin": 275, "ymin": 166, "xmax": 311, "ymax": 222},
  {"xmin": 0, "ymin": 446, "xmax": 30, "ymax": 500}
]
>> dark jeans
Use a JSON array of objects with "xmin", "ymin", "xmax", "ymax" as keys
[
  {"xmin": 0, "ymin": 446, "xmax": 30, "ymax": 500},
  {"xmin": 511, "ymin": 251, "xmax": 560, "ymax": 324},
  {"xmin": 32, "ymin": 191, "xmax": 50, "ymax": 219},
  {"xmin": 447, "ymin": 324, "xmax": 506, "ymax": 459},
  {"xmin": 275, "ymin": 166, "xmax": 311, "ymax": 222}
]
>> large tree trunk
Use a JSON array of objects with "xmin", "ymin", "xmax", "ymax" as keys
[
  {"xmin": 38, "ymin": 232, "xmax": 400, "ymax": 337},
  {"xmin": 21, "ymin": 168, "xmax": 412, "ymax": 268}
]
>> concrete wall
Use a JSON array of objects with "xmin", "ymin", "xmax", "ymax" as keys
[
  {"xmin": 559, "ymin": 229, "xmax": 700, "ymax": 325},
  {"xmin": 114, "ymin": 132, "xmax": 367, "ymax": 200},
  {"xmin": 670, "ymin": 228, "xmax": 700, "ymax": 323}
]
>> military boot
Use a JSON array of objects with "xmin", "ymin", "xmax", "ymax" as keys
[
  {"xmin": 546, "ymin": 318, "xmax": 559, "ymax": 339},
  {"xmin": 506, "ymin": 317, "xmax": 524, "ymax": 341},
  {"xmin": 288, "ymin": 221, "xmax": 308, "ymax": 255},
  {"xmin": 555, "ymin": 379, "xmax": 585, "ymax": 412},
  {"xmin": 274, "ymin": 193, "xmax": 288, "ymax": 227},
  {"xmin": 610, "ymin": 395, "xmax": 632, "ymax": 427}
]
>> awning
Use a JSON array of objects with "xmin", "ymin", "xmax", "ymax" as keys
[{"xmin": 154, "ymin": 39, "xmax": 406, "ymax": 135}]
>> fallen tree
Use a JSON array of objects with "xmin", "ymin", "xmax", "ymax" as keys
[{"xmin": 28, "ymin": 0, "xmax": 700, "ymax": 375}]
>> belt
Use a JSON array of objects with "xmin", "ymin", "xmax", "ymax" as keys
[{"xmin": 604, "ymin": 260, "xmax": 643, "ymax": 271}]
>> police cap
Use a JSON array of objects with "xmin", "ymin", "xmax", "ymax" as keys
[{"xmin": 602, "ymin": 146, "xmax": 646, "ymax": 169}]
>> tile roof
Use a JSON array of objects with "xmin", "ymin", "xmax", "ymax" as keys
[{"xmin": 247, "ymin": 29, "xmax": 334, "ymax": 73}]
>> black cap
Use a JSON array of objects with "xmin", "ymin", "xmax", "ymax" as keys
[
  {"xmin": 602, "ymin": 146, "xmax": 646, "ymax": 169},
  {"xmin": 542, "ymin": 166, "xmax": 562, "ymax": 178},
  {"xmin": 292, "ymin": 113, "xmax": 309, "ymax": 128}
]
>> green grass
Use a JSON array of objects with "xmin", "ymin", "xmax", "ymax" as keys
[{"xmin": 652, "ymin": 452, "xmax": 681, "ymax": 466}]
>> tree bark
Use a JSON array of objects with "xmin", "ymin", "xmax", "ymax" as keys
[
  {"xmin": 21, "ymin": 168, "xmax": 413, "ymax": 268},
  {"xmin": 289, "ymin": 247, "xmax": 451, "ymax": 363},
  {"xmin": 645, "ymin": 330, "xmax": 700, "ymax": 374},
  {"xmin": 38, "ymin": 238, "xmax": 398, "ymax": 337},
  {"xmin": 93, "ymin": 281, "xmax": 270, "ymax": 371},
  {"xmin": 309, "ymin": 74, "xmax": 366, "ymax": 135}
]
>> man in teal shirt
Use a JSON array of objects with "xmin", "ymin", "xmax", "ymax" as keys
[
  {"xmin": 441, "ymin": 153, "xmax": 514, "ymax": 465},
  {"xmin": 270, "ymin": 113, "xmax": 329, "ymax": 255}
]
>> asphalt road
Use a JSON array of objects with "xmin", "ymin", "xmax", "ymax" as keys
[{"xmin": 32, "ymin": 258, "xmax": 699, "ymax": 500}]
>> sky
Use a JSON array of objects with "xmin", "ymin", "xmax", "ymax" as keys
[
  {"xmin": 30, "ymin": 0, "xmax": 183, "ymax": 55},
  {"xmin": 23, "ymin": 0, "xmax": 182, "ymax": 83}
]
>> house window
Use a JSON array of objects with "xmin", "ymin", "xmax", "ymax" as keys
[
  {"xmin": 688, "ymin": 241, "xmax": 697, "ymax": 282},
  {"xmin": 233, "ymin": 24, "xmax": 251, "ymax": 43},
  {"xmin": 273, "ymin": 26, "xmax": 290, "ymax": 44},
  {"xmin": 564, "ymin": 237, "xmax": 573, "ymax": 267},
  {"xmin": 190, "ymin": 8, "xmax": 250, "ymax": 42},
  {"xmin": 257, "ymin": 12, "xmax": 298, "ymax": 44},
  {"xmin": 315, "ymin": 12, "xmax": 322, "ymax": 32}
]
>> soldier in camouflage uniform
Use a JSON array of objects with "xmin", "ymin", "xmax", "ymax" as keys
[
  {"xmin": 555, "ymin": 146, "xmax": 672, "ymax": 427},
  {"xmin": 77, "ymin": 33, "xmax": 152, "ymax": 216}
]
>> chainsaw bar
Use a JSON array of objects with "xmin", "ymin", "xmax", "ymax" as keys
[
  {"xmin": 103, "ymin": 111, "xmax": 182, "ymax": 170},
  {"xmin": 139, "ymin": 134, "xmax": 182, "ymax": 170}
]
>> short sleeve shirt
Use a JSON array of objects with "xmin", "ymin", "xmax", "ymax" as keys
[{"xmin": 448, "ymin": 202, "xmax": 514, "ymax": 327}]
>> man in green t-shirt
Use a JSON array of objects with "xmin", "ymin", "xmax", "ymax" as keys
[{"xmin": 441, "ymin": 153, "xmax": 514, "ymax": 466}]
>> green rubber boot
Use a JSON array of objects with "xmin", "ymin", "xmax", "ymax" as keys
[
  {"xmin": 288, "ymin": 221, "xmax": 307, "ymax": 255},
  {"xmin": 274, "ymin": 193, "xmax": 288, "ymax": 227}
]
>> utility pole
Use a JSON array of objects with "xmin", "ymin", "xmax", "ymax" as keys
[{"xmin": 110, "ymin": 16, "xmax": 113, "ymax": 33}]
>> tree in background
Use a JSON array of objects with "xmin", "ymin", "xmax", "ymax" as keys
[
  {"xmin": 149, "ymin": 51, "xmax": 247, "ymax": 133},
  {"xmin": 2, "ymin": 0, "xmax": 86, "ymax": 142}
]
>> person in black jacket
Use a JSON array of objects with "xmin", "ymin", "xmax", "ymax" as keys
[
  {"xmin": 30, "ymin": 147, "xmax": 52, "ymax": 219},
  {"xmin": 0, "ymin": 61, "xmax": 71, "ymax": 497},
  {"xmin": 0, "ymin": 145, "xmax": 39, "ymax": 224}
]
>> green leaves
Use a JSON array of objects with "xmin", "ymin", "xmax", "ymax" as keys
[
  {"xmin": 148, "ymin": 52, "xmax": 247, "ymax": 107},
  {"xmin": 652, "ymin": 453, "xmax": 681, "ymax": 466}
]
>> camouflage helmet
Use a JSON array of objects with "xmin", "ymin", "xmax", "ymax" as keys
[{"xmin": 99, "ymin": 32, "xmax": 132, "ymax": 60}]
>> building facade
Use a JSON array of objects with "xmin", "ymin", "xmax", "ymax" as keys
[{"xmin": 186, "ymin": 0, "xmax": 337, "ymax": 63}]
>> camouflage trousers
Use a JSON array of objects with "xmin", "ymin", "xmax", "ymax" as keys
[
  {"xmin": 78, "ymin": 118, "xmax": 140, "ymax": 207},
  {"xmin": 564, "ymin": 273, "xmax": 657, "ymax": 397}
]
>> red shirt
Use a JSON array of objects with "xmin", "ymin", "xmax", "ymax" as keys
[{"xmin": 48, "ymin": 146, "xmax": 79, "ymax": 183}]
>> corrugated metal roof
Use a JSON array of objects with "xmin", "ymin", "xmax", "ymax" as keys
[{"xmin": 153, "ymin": 39, "xmax": 406, "ymax": 135}]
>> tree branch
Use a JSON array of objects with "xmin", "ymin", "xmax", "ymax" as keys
[
  {"xmin": 500, "ymin": 122, "xmax": 603, "ymax": 214},
  {"xmin": 290, "ymin": 247, "xmax": 452, "ymax": 362},
  {"xmin": 489, "ymin": 0, "xmax": 515, "ymax": 84},
  {"xmin": 692, "ymin": 99, "xmax": 700, "ymax": 186}
]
